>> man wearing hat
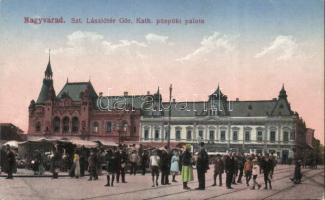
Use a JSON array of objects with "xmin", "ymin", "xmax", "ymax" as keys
[{"xmin": 195, "ymin": 142, "xmax": 209, "ymax": 190}]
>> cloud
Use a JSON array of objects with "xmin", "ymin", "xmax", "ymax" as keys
[
  {"xmin": 176, "ymin": 32, "xmax": 236, "ymax": 62},
  {"xmin": 145, "ymin": 33, "xmax": 169, "ymax": 44},
  {"xmin": 53, "ymin": 31, "xmax": 147, "ymax": 55},
  {"xmin": 255, "ymin": 35, "xmax": 298, "ymax": 60}
]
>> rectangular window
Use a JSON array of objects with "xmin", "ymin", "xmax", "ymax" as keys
[
  {"xmin": 209, "ymin": 130, "xmax": 215, "ymax": 141},
  {"xmin": 270, "ymin": 131, "xmax": 276, "ymax": 142},
  {"xmin": 290, "ymin": 131, "xmax": 295, "ymax": 140},
  {"xmin": 245, "ymin": 131, "xmax": 250, "ymax": 142},
  {"xmin": 176, "ymin": 130, "xmax": 181, "ymax": 141},
  {"xmin": 154, "ymin": 129, "xmax": 159, "ymax": 140},
  {"xmin": 198, "ymin": 130, "xmax": 204, "ymax": 139},
  {"xmin": 144, "ymin": 129, "xmax": 149, "ymax": 140},
  {"xmin": 106, "ymin": 121, "xmax": 112, "ymax": 133},
  {"xmin": 186, "ymin": 130, "xmax": 192, "ymax": 141},
  {"xmin": 165, "ymin": 130, "xmax": 168, "ymax": 140},
  {"xmin": 257, "ymin": 131, "xmax": 263, "ymax": 142},
  {"xmin": 233, "ymin": 131, "xmax": 238, "ymax": 141},
  {"xmin": 220, "ymin": 130, "xmax": 226, "ymax": 141},
  {"xmin": 283, "ymin": 131, "xmax": 289, "ymax": 142}
]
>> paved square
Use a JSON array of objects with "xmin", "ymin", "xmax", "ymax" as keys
[{"xmin": 0, "ymin": 165, "xmax": 323, "ymax": 200}]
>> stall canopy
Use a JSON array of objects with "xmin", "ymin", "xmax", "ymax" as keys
[
  {"xmin": 3, "ymin": 140, "xmax": 20, "ymax": 148},
  {"xmin": 67, "ymin": 139, "xmax": 98, "ymax": 148},
  {"xmin": 94, "ymin": 140, "xmax": 118, "ymax": 147}
]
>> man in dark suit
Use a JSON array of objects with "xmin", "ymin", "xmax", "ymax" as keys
[
  {"xmin": 225, "ymin": 152, "xmax": 235, "ymax": 189},
  {"xmin": 195, "ymin": 142, "xmax": 209, "ymax": 190}
]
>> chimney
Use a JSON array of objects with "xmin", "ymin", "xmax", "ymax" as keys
[
  {"xmin": 124, "ymin": 91, "xmax": 128, "ymax": 96},
  {"xmin": 147, "ymin": 91, "xmax": 150, "ymax": 95},
  {"xmin": 236, "ymin": 98, "xmax": 239, "ymax": 101},
  {"xmin": 99, "ymin": 92, "xmax": 103, "ymax": 96},
  {"xmin": 173, "ymin": 98, "xmax": 176, "ymax": 103},
  {"xmin": 272, "ymin": 98, "xmax": 277, "ymax": 101}
]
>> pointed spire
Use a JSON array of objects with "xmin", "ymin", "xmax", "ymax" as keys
[
  {"xmin": 66, "ymin": 77, "xmax": 69, "ymax": 83},
  {"xmin": 45, "ymin": 49, "xmax": 53, "ymax": 79},
  {"xmin": 157, "ymin": 86, "xmax": 160, "ymax": 95},
  {"xmin": 279, "ymin": 83, "xmax": 287, "ymax": 99}
]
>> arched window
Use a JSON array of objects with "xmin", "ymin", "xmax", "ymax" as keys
[
  {"xmin": 53, "ymin": 117, "xmax": 60, "ymax": 132},
  {"xmin": 35, "ymin": 121, "xmax": 41, "ymax": 132},
  {"xmin": 93, "ymin": 121, "xmax": 99, "ymax": 133},
  {"xmin": 62, "ymin": 117, "xmax": 70, "ymax": 133},
  {"xmin": 72, "ymin": 117, "xmax": 79, "ymax": 133}
]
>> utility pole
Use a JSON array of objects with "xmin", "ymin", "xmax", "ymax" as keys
[{"xmin": 167, "ymin": 84, "xmax": 172, "ymax": 150}]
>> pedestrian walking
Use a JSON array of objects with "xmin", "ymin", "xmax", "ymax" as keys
[
  {"xmin": 105, "ymin": 148, "xmax": 118, "ymax": 187},
  {"xmin": 237, "ymin": 153, "xmax": 244, "ymax": 183},
  {"xmin": 244, "ymin": 157, "xmax": 253, "ymax": 186},
  {"xmin": 195, "ymin": 142, "xmax": 209, "ymax": 190},
  {"xmin": 170, "ymin": 150, "xmax": 180, "ymax": 182},
  {"xmin": 88, "ymin": 150, "xmax": 98, "ymax": 181},
  {"xmin": 117, "ymin": 148, "xmax": 127, "ymax": 183},
  {"xmin": 251, "ymin": 159, "xmax": 261, "ymax": 190},
  {"xmin": 261, "ymin": 154, "xmax": 272, "ymax": 190},
  {"xmin": 150, "ymin": 149, "xmax": 160, "ymax": 187},
  {"xmin": 5, "ymin": 145, "xmax": 16, "ymax": 179},
  {"xmin": 181, "ymin": 144, "xmax": 194, "ymax": 190},
  {"xmin": 50, "ymin": 147, "xmax": 60, "ymax": 179},
  {"xmin": 212, "ymin": 154, "xmax": 224, "ymax": 186},
  {"xmin": 232, "ymin": 155, "xmax": 238, "ymax": 185},
  {"xmin": 160, "ymin": 148, "xmax": 170, "ymax": 185},
  {"xmin": 225, "ymin": 153, "xmax": 235, "ymax": 189},
  {"xmin": 290, "ymin": 159, "xmax": 302, "ymax": 184},
  {"xmin": 141, "ymin": 151, "xmax": 149, "ymax": 175},
  {"xmin": 129, "ymin": 150, "xmax": 139, "ymax": 176}
]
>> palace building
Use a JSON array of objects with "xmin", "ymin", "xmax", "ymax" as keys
[
  {"xmin": 28, "ymin": 56, "xmax": 310, "ymax": 163},
  {"xmin": 140, "ymin": 85, "xmax": 299, "ymax": 163}
]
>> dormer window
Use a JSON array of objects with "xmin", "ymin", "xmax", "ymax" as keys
[
  {"xmin": 279, "ymin": 104, "xmax": 284, "ymax": 109},
  {"xmin": 248, "ymin": 105, "xmax": 252, "ymax": 110}
]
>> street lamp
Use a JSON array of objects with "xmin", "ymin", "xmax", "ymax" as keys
[{"xmin": 167, "ymin": 84, "xmax": 172, "ymax": 150}]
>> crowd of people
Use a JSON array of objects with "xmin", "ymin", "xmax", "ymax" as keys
[{"xmin": 0, "ymin": 142, "xmax": 305, "ymax": 191}]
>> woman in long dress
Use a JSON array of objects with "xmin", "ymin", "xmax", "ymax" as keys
[
  {"xmin": 170, "ymin": 150, "xmax": 180, "ymax": 182},
  {"xmin": 181, "ymin": 144, "xmax": 193, "ymax": 190},
  {"xmin": 73, "ymin": 151, "xmax": 80, "ymax": 178}
]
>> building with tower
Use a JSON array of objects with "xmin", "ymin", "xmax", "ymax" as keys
[
  {"xmin": 140, "ymin": 85, "xmax": 300, "ymax": 163},
  {"xmin": 28, "ymin": 55, "xmax": 142, "ymax": 143}
]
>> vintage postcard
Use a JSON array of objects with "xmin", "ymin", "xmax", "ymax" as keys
[{"xmin": 0, "ymin": 0, "xmax": 324, "ymax": 199}]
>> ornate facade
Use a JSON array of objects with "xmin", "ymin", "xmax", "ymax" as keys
[
  {"xmin": 28, "ymin": 57, "xmax": 141, "ymax": 143},
  {"xmin": 140, "ymin": 85, "xmax": 298, "ymax": 163}
]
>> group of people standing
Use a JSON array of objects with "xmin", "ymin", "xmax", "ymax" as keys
[{"xmin": 213, "ymin": 152, "xmax": 276, "ymax": 190}]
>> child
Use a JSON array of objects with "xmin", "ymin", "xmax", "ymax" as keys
[
  {"xmin": 150, "ymin": 149, "xmax": 160, "ymax": 187},
  {"xmin": 251, "ymin": 159, "xmax": 261, "ymax": 190}
]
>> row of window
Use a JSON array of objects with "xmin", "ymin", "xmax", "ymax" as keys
[
  {"xmin": 35, "ymin": 118, "xmax": 131, "ymax": 134},
  {"xmin": 143, "ymin": 129, "xmax": 292, "ymax": 142}
]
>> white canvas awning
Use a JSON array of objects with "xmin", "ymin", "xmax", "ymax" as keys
[
  {"xmin": 3, "ymin": 140, "xmax": 20, "ymax": 148},
  {"xmin": 67, "ymin": 139, "xmax": 98, "ymax": 148},
  {"xmin": 94, "ymin": 140, "xmax": 118, "ymax": 147}
]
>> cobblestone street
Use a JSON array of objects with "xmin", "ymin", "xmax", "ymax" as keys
[{"xmin": 0, "ymin": 165, "xmax": 323, "ymax": 200}]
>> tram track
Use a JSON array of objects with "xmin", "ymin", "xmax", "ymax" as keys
[
  {"xmin": 260, "ymin": 170, "xmax": 324, "ymax": 200},
  {"xmin": 142, "ymin": 168, "xmax": 315, "ymax": 200},
  {"xmin": 202, "ymin": 169, "xmax": 321, "ymax": 200},
  {"xmin": 80, "ymin": 166, "xmax": 295, "ymax": 200}
]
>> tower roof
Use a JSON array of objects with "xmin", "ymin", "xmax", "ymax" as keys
[
  {"xmin": 45, "ymin": 50, "xmax": 53, "ymax": 77},
  {"xmin": 279, "ymin": 84, "xmax": 287, "ymax": 99}
]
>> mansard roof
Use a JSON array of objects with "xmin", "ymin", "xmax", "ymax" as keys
[{"xmin": 57, "ymin": 82, "xmax": 97, "ymax": 101}]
